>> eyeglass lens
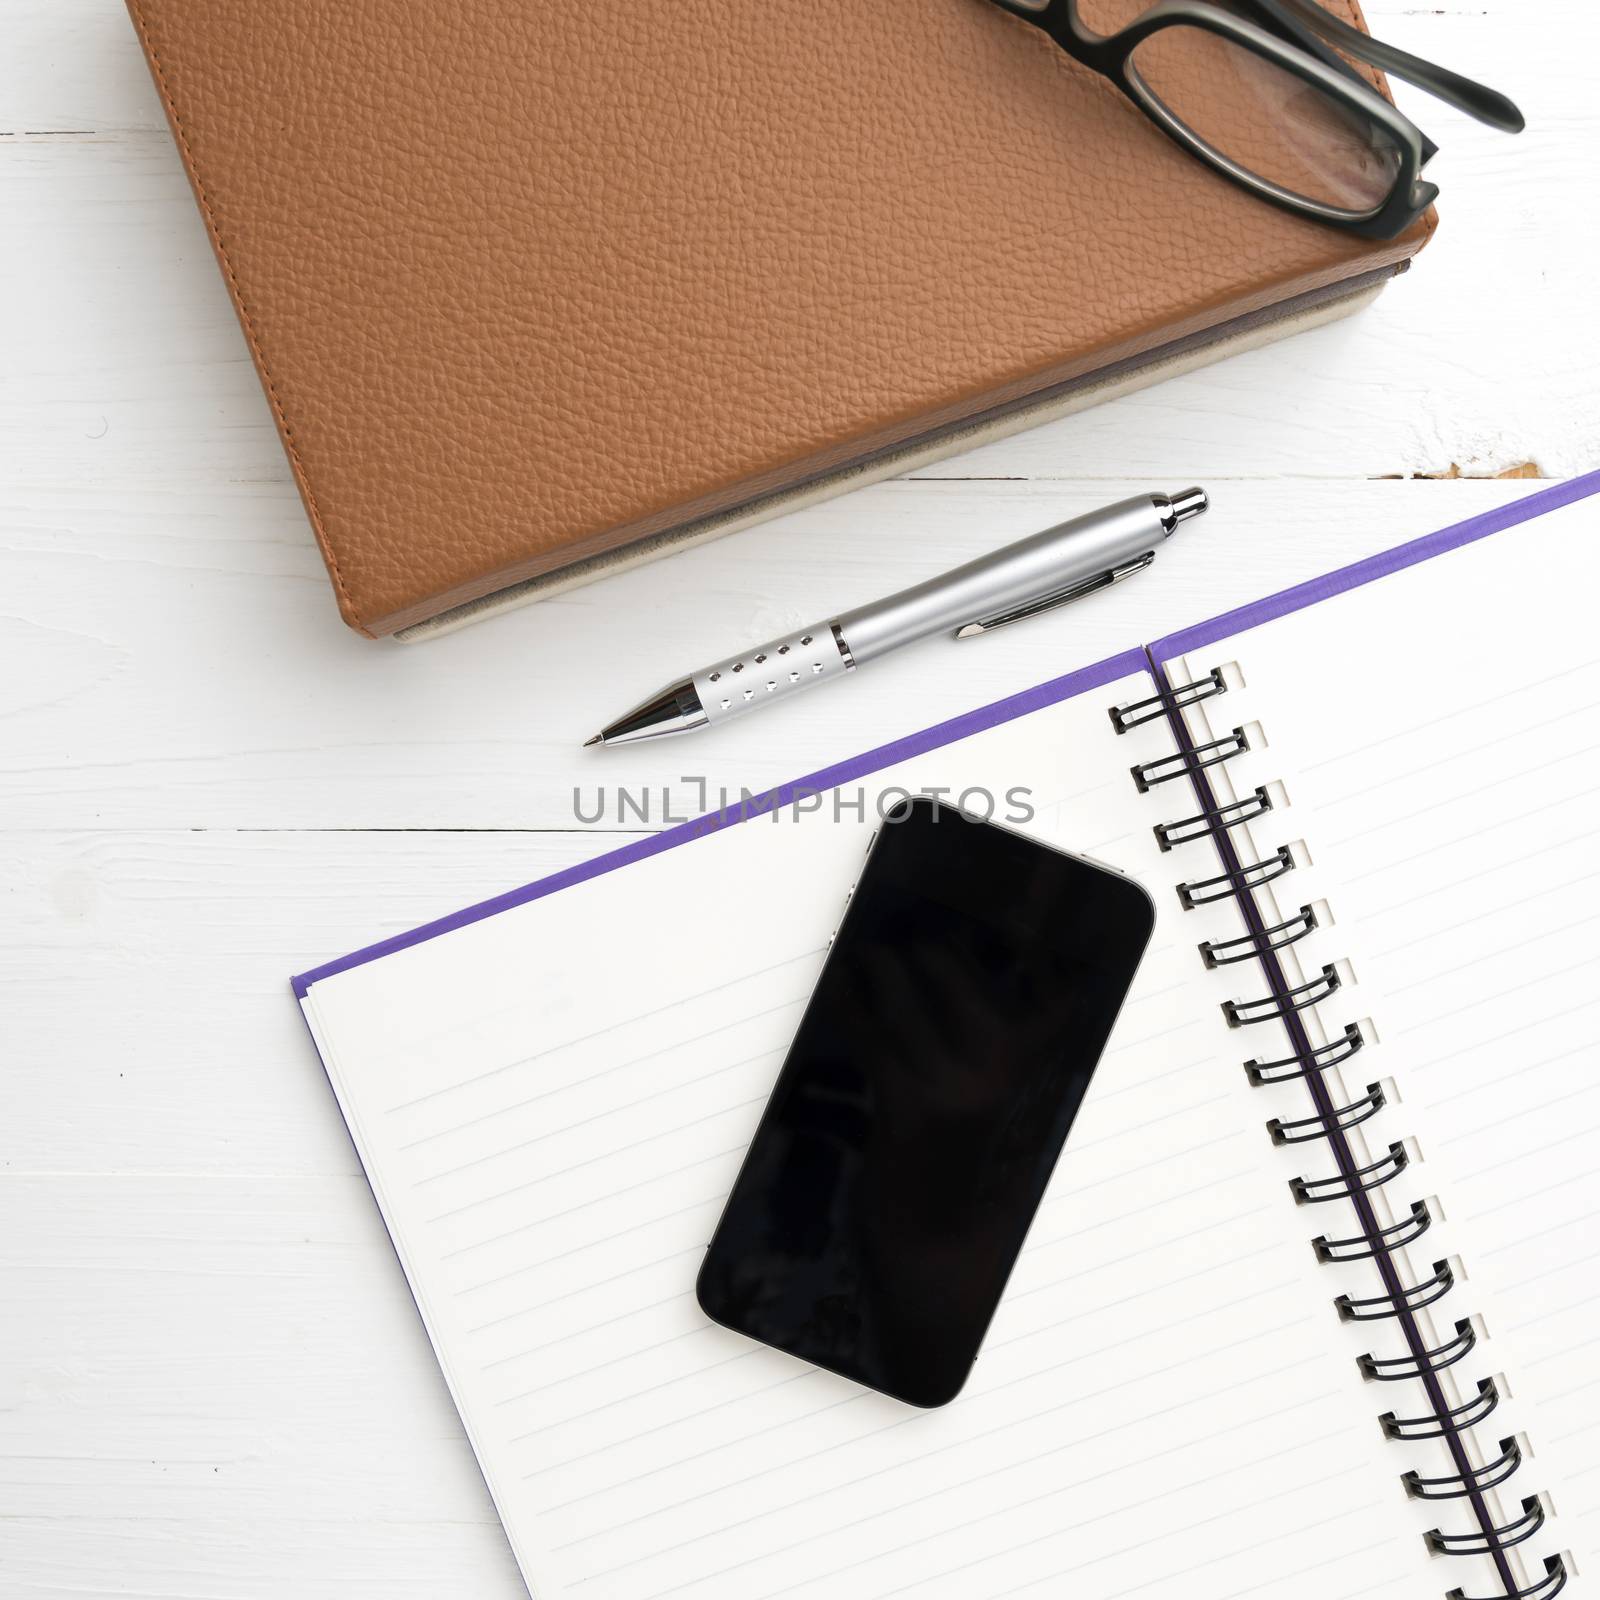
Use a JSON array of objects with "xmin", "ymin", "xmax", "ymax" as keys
[{"xmin": 1128, "ymin": 22, "xmax": 1402, "ymax": 212}]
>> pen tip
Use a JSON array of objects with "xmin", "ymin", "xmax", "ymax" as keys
[{"xmin": 583, "ymin": 734, "xmax": 603, "ymax": 748}]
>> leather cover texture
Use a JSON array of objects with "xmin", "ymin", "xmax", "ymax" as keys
[{"xmin": 125, "ymin": 0, "xmax": 1432, "ymax": 637}]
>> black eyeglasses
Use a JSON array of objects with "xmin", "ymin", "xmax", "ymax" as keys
[{"xmin": 987, "ymin": 0, "xmax": 1523, "ymax": 239}]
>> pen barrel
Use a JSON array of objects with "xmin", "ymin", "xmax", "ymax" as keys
[
  {"xmin": 692, "ymin": 621, "xmax": 854, "ymax": 727},
  {"xmin": 836, "ymin": 493, "xmax": 1167, "ymax": 663},
  {"xmin": 686, "ymin": 493, "xmax": 1173, "ymax": 732}
]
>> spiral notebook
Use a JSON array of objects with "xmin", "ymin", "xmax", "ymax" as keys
[{"xmin": 296, "ymin": 471, "xmax": 1600, "ymax": 1600}]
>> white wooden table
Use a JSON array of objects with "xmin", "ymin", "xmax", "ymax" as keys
[{"xmin": 3, "ymin": 3, "xmax": 1596, "ymax": 1594}]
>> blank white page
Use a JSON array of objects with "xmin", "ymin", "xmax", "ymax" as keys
[
  {"xmin": 300, "ymin": 664, "xmax": 1438, "ymax": 1600},
  {"xmin": 1160, "ymin": 485, "xmax": 1600, "ymax": 1593}
]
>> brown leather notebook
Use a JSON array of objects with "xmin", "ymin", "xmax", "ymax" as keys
[{"xmin": 126, "ymin": 0, "xmax": 1431, "ymax": 639}]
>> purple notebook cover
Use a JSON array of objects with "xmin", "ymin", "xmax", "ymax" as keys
[{"xmin": 294, "ymin": 469, "xmax": 1600, "ymax": 998}]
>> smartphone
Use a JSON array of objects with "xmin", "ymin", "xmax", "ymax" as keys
[{"xmin": 695, "ymin": 796, "xmax": 1155, "ymax": 1408}]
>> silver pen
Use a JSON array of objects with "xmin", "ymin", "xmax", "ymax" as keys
[{"xmin": 585, "ymin": 487, "xmax": 1208, "ymax": 747}]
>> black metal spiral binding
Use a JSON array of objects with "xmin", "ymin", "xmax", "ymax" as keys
[
  {"xmin": 1177, "ymin": 844, "xmax": 1294, "ymax": 909},
  {"xmin": 1406, "ymin": 1438, "xmax": 1525, "ymax": 1499},
  {"xmin": 1382, "ymin": 1376, "xmax": 1500, "ymax": 1440},
  {"xmin": 1110, "ymin": 668, "xmax": 1227, "ymax": 732},
  {"xmin": 1200, "ymin": 903, "xmax": 1316, "ymax": 966},
  {"xmin": 1430, "ymin": 1497, "xmax": 1547, "ymax": 1556},
  {"xmin": 1156, "ymin": 787, "xmax": 1274, "ymax": 851},
  {"xmin": 1244, "ymin": 1023, "xmax": 1365, "ymax": 1085},
  {"xmin": 1358, "ymin": 1317, "xmax": 1479, "ymax": 1381},
  {"xmin": 1222, "ymin": 963, "xmax": 1340, "ymax": 1027},
  {"xmin": 1130, "ymin": 727, "xmax": 1249, "ymax": 792},
  {"xmin": 1336, "ymin": 1258, "xmax": 1455, "ymax": 1321},
  {"xmin": 1118, "ymin": 666, "xmax": 1564, "ymax": 1600},
  {"xmin": 1269, "ymin": 1082, "xmax": 1386, "ymax": 1145},
  {"xmin": 1315, "ymin": 1198, "xmax": 1431, "ymax": 1262},
  {"xmin": 1449, "ymin": 1555, "xmax": 1569, "ymax": 1600},
  {"xmin": 1290, "ymin": 1141, "xmax": 1409, "ymax": 1203}
]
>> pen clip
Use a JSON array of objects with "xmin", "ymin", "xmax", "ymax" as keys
[{"xmin": 954, "ymin": 551, "xmax": 1155, "ymax": 639}]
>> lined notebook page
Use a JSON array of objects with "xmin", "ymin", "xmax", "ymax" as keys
[
  {"xmin": 301, "ymin": 667, "xmax": 1437, "ymax": 1600},
  {"xmin": 1161, "ymin": 488, "xmax": 1600, "ymax": 1594}
]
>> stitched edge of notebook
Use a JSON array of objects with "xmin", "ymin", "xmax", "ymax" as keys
[{"xmin": 124, "ymin": 1, "xmax": 373, "ymax": 637}]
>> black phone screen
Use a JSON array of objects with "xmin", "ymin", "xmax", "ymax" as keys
[{"xmin": 696, "ymin": 797, "xmax": 1155, "ymax": 1408}]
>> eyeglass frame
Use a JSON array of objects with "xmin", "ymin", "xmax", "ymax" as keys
[{"xmin": 987, "ymin": 0, "xmax": 1438, "ymax": 239}]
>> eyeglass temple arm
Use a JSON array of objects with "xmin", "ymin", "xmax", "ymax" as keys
[
  {"xmin": 984, "ymin": 0, "xmax": 1076, "ymax": 42},
  {"xmin": 1270, "ymin": 0, "xmax": 1524, "ymax": 132}
]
